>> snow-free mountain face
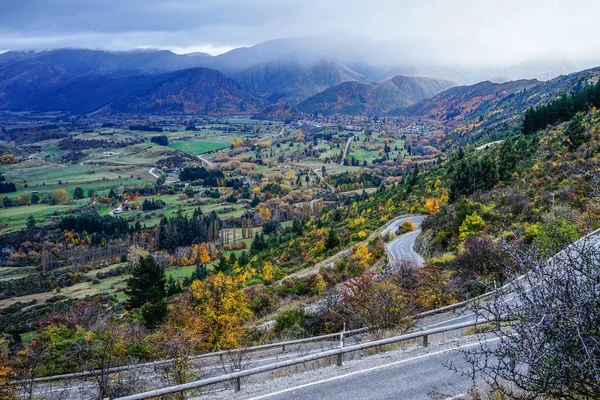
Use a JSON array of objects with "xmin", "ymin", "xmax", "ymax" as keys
[
  {"xmin": 297, "ymin": 75, "xmax": 456, "ymax": 116},
  {"xmin": 233, "ymin": 49, "xmax": 366, "ymax": 104}
]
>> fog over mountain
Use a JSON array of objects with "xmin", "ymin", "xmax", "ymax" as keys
[{"xmin": 2, "ymin": 0, "xmax": 600, "ymax": 72}]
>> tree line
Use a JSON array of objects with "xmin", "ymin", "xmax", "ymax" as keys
[{"xmin": 522, "ymin": 80, "xmax": 600, "ymax": 134}]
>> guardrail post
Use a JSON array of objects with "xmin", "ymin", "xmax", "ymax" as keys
[
  {"xmin": 233, "ymin": 369, "xmax": 241, "ymax": 392},
  {"xmin": 281, "ymin": 344, "xmax": 285, "ymax": 352},
  {"xmin": 422, "ymin": 335, "xmax": 428, "ymax": 347},
  {"xmin": 336, "ymin": 353, "xmax": 343, "ymax": 366}
]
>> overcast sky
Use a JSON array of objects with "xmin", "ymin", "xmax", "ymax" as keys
[{"xmin": 1, "ymin": 0, "xmax": 599, "ymax": 66}]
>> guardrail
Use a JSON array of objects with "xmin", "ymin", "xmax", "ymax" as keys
[
  {"xmin": 111, "ymin": 319, "xmax": 489, "ymax": 400},
  {"xmin": 18, "ymin": 326, "xmax": 370, "ymax": 385}
]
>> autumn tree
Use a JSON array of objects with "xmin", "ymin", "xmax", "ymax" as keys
[
  {"xmin": 0, "ymin": 339, "xmax": 17, "ymax": 400},
  {"xmin": 424, "ymin": 198, "xmax": 441, "ymax": 214},
  {"xmin": 458, "ymin": 211, "xmax": 486, "ymax": 241},
  {"xmin": 174, "ymin": 273, "xmax": 253, "ymax": 351},
  {"xmin": 397, "ymin": 220, "xmax": 415, "ymax": 234},
  {"xmin": 353, "ymin": 243, "xmax": 373, "ymax": 268},
  {"xmin": 50, "ymin": 188, "xmax": 69, "ymax": 204}
]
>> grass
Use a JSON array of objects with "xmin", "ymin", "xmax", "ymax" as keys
[
  {"xmin": 170, "ymin": 139, "xmax": 232, "ymax": 155},
  {"xmin": 0, "ymin": 200, "xmax": 90, "ymax": 233}
]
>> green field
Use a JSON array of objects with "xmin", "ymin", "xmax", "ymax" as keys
[
  {"xmin": 169, "ymin": 139, "xmax": 232, "ymax": 155},
  {"xmin": 0, "ymin": 200, "xmax": 89, "ymax": 233}
]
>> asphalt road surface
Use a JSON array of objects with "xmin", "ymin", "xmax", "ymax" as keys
[
  {"xmin": 385, "ymin": 215, "xmax": 426, "ymax": 266},
  {"xmin": 241, "ymin": 339, "xmax": 498, "ymax": 400}
]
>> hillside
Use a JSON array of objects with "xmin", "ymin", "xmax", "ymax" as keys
[
  {"xmin": 10, "ymin": 67, "xmax": 263, "ymax": 115},
  {"xmin": 402, "ymin": 67, "xmax": 600, "ymax": 149},
  {"xmin": 297, "ymin": 75, "xmax": 455, "ymax": 115},
  {"xmin": 108, "ymin": 68, "xmax": 264, "ymax": 115},
  {"xmin": 0, "ymin": 49, "xmax": 213, "ymax": 109},
  {"xmin": 234, "ymin": 50, "xmax": 364, "ymax": 104}
]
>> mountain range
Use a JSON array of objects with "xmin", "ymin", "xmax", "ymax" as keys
[
  {"xmin": 297, "ymin": 76, "xmax": 455, "ymax": 116},
  {"xmin": 0, "ymin": 36, "xmax": 598, "ymax": 117}
]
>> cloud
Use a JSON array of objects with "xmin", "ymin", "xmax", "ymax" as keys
[{"xmin": 0, "ymin": 0, "xmax": 599, "ymax": 63}]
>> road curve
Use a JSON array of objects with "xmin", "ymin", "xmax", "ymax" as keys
[
  {"xmin": 385, "ymin": 215, "xmax": 426, "ymax": 266},
  {"xmin": 197, "ymin": 155, "xmax": 214, "ymax": 167}
]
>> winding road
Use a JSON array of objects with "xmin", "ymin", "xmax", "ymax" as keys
[
  {"xmin": 384, "ymin": 215, "xmax": 426, "ymax": 266},
  {"xmin": 197, "ymin": 155, "xmax": 214, "ymax": 167}
]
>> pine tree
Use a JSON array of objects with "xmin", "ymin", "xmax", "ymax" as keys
[
  {"xmin": 325, "ymin": 228, "xmax": 341, "ymax": 250},
  {"xmin": 125, "ymin": 256, "xmax": 167, "ymax": 310}
]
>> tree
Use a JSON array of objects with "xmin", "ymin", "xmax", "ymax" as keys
[
  {"xmin": 191, "ymin": 264, "xmax": 208, "ymax": 282},
  {"xmin": 175, "ymin": 273, "xmax": 252, "ymax": 351},
  {"xmin": 455, "ymin": 238, "xmax": 600, "ymax": 399},
  {"xmin": 198, "ymin": 245, "xmax": 211, "ymax": 265},
  {"xmin": 424, "ymin": 198, "xmax": 441, "ymax": 214},
  {"xmin": 353, "ymin": 243, "xmax": 372, "ymax": 268},
  {"xmin": 250, "ymin": 234, "xmax": 267, "ymax": 255},
  {"xmin": 125, "ymin": 256, "xmax": 167, "ymax": 328},
  {"xmin": 397, "ymin": 221, "xmax": 415, "ymax": 234},
  {"xmin": 73, "ymin": 187, "xmax": 84, "ymax": 200},
  {"xmin": 26, "ymin": 215, "xmax": 36, "ymax": 229},
  {"xmin": 0, "ymin": 339, "xmax": 17, "ymax": 400},
  {"xmin": 564, "ymin": 112, "xmax": 587, "ymax": 150},
  {"xmin": 262, "ymin": 261, "xmax": 274, "ymax": 282},
  {"xmin": 51, "ymin": 188, "xmax": 69, "ymax": 204},
  {"xmin": 458, "ymin": 211, "xmax": 485, "ymax": 241},
  {"xmin": 325, "ymin": 228, "xmax": 341, "ymax": 250}
]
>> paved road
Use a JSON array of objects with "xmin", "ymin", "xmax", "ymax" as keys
[
  {"xmin": 231, "ymin": 339, "xmax": 498, "ymax": 400},
  {"xmin": 339, "ymin": 136, "xmax": 354, "ymax": 166},
  {"xmin": 385, "ymin": 215, "xmax": 426, "ymax": 266},
  {"xmin": 148, "ymin": 167, "xmax": 160, "ymax": 178},
  {"xmin": 313, "ymin": 168, "xmax": 336, "ymax": 193},
  {"xmin": 197, "ymin": 155, "xmax": 214, "ymax": 167}
]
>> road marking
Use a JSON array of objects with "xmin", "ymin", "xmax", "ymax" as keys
[
  {"xmin": 423, "ymin": 313, "xmax": 476, "ymax": 329},
  {"xmin": 245, "ymin": 338, "xmax": 501, "ymax": 400},
  {"xmin": 443, "ymin": 394, "xmax": 468, "ymax": 400}
]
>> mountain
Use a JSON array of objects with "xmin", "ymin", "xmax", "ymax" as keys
[
  {"xmin": 233, "ymin": 50, "xmax": 365, "ymax": 104},
  {"xmin": 0, "ymin": 49, "xmax": 213, "ymax": 109},
  {"xmin": 297, "ymin": 75, "xmax": 455, "ymax": 116},
  {"xmin": 8, "ymin": 67, "xmax": 263, "ymax": 116},
  {"xmin": 401, "ymin": 79, "xmax": 540, "ymax": 122},
  {"xmin": 109, "ymin": 68, "xmax": 263, "ymax": 115},
  {"xmin": 403, "ymin": 67, "xmax": 600, "ymax": 148}
]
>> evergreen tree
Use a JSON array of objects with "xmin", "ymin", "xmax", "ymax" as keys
[
  {"xmin": 325, "ymin": 228, "xmax": 341, "ymax": 250},
  {"xmin": 250, "ymin": 233, "xmax": 267, "ymax": 254},
  {"xmin": 125, "ymin": 256, "xmax": 167, "ymax": 328},
  {"xmin": 72, "ymin": 187, "xmax": 84, "ymax": 200},
  {"xmin": 191, "ymin": 264, "xmax": 208, "ymax": 282},
  {"xmin": 214, "ymin": 254, "xmax": 229, "ymax": 274}
]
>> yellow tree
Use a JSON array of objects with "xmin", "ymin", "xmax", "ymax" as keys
[
  {"xmin": 0, "ymin": 339, "xmax": 16, "ymax": 399},
  {"xmin": 458, "ymin": 211, "xmax": 486, "ymax": 241},
  {"xmin": 194, "ymin": 243, "xmax": 211, "ymax": 264},
  {"xmin": 262, "ymin": 261, "xmax": 274, "ymax": 282},
  {"xmin": 424, "ymin": 198, "xmax": 441, "ymax": 214},
  {"xmin": 186, "ymin": 273, "xmax": 253, "ymax": 350},
  {"xmin": 51, "ymin": 188, "xmax": 69, "ymax": 204},
  {"xmin": 256, "ymin": 204, "xmax": 271, "ymax": 222},
  {"xmin": 353, "ymin": 243, "xmax": 373, "ymax": 268}
]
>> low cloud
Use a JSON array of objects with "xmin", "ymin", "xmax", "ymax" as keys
[{"xmin": 0, "ymin": 0, "xmax": 599, "ymax": 64}]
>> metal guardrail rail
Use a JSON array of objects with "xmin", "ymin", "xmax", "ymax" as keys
[
  {"xmin": 19, "ymin": 326, "xmax": 370, "ymax": 384},
  {"xmin": 111, "ymin": 319, "xmax": 489, "ymax": 400}
]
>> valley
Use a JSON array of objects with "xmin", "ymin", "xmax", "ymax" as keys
[{"xmin": 1, "ymin": 35, "xmax": 600, "ymax": 400}]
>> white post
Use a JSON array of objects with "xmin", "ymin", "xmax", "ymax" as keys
[{"xmin": 340, "ymin": 322, "xmax": 345, "ymax": 348}]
